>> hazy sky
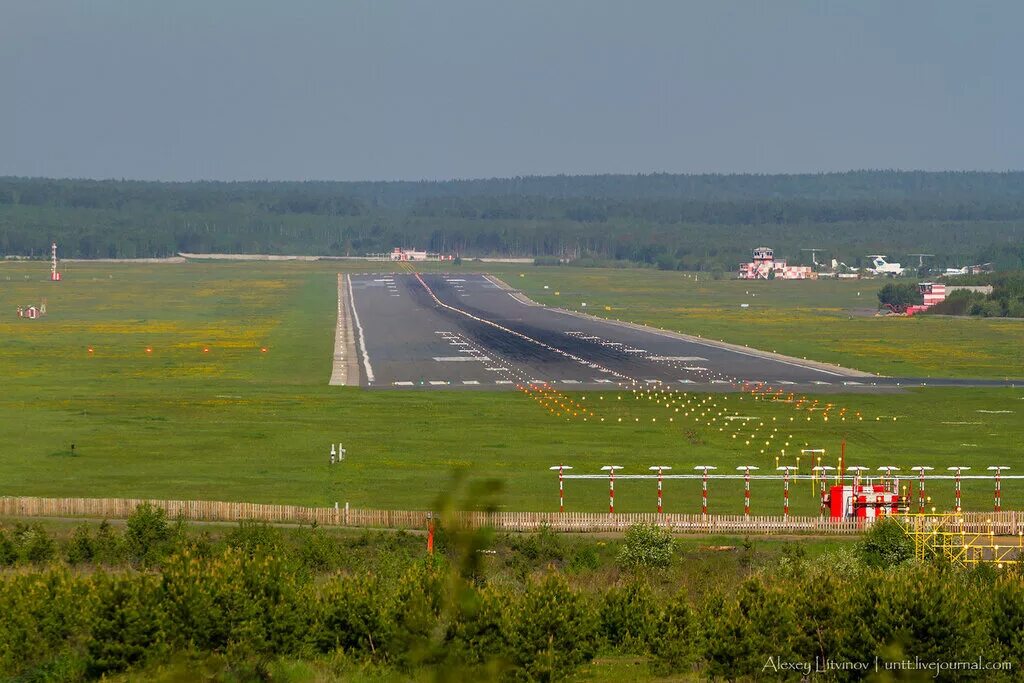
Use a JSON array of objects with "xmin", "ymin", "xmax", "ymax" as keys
[{"xmin": 2, "ymin": 1, "xmax": 1020, "ymax": 181}]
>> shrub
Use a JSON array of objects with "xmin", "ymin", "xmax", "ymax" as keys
[
  {"xmin": 14, "ymin": 523, "xmax": 56, "ymax": 564},
  {"xmin": 299, "ymin": 527, "xmax": 339, "ymax": 572},
  {"xmin": 858, "ymin": 518, "xmax": 914, "ymax": 567},
  {"xmin": 125, "ymin": 503, "xmax": 172, "ymax": 566},
  {"xmin": 0, "ymin": 528, "xmax": 17, "ymax": 566},
  {"xmin": 505, "ymin": 574, "xmax": 598, "ymax": 680},
  {"xmin": 226, "ymin": 520, "xmax": 283, "ymax": 558},
  {"xmin": 598, "ymin": 581, "xmax": 658, "ymax": 652},
  {"xmin": 649, "ymin": 591, "xmax": 699, "ymax": 675},
  {"xmin": 616, "ymin": 523, "xmax": 674, "ymax": 569},
  {"xmin": 86, "ymin": 575, "xmax": 166, "ymax": 676},
  {"xmin": 567, "ymin": 545, "xmax": 600, "ymax": 573},
  {"xmin": 510, "ymin": 525, "xmax": 564, "ymax": 564},
  {"xmin": 312, "ymin": 574, "xmax": 389, "ymax": 657},
  {"xmin": 66, "ymin": 524, "xmax": 96, "ymax": 565},
  {"xmin": 93, "ymin": 520, "xmax": 128, "ymax": 565}
]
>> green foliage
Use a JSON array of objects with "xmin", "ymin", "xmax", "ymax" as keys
[
  {"xmin": 86, "ymin": 575, "xmax": 166, "ymax": 677},
  {"xmin": 567, "ymin": 544, "xmax": 600, "ymax": 573},
  {"xmin": 877, "ymin": 282, "xmax": 923, "ymax": 310},
  {"xmin": 0, "ymin": 528, "xmax": 17, "ymax": 566},
  {"xmin": 598, "ymin": 581, "xmax": 658, "ymax": 653},
  {"xmin": 13, "ymin": 522, "xmax": 56, "ymax": 564},
  {"xmin": 505, "ymin": 574, "xmax": 599, "ymax": 681},
  {"xmin": 93, "ymin": 519, "xmax": 128, "ymax": 565},
  {"xmin": 2, "ymin": 172, "xmax": 1022, "ymax": 269},
  {"xmin": 0, "ymin": 542, "xmax": 1022, "ymax": 681},
  {"xmin": 648, "ymin": 591, "xmax": 698, "ymax": 675},
  {"xmin": 298, "ymin": 526, "xmax": 340, "ymax": 572},
  {"xmin": 225, "ymin": 520, "xmax": 284, "ymax": 558},
  {"xmin": 508, "ymin": 525, "xmax": 564, "ymax": 565},
  {"xmin": 125, "ymin": 503, "xmax": 172, "ymax": 566},
  {"xmin": 616, "ymin": 523, "xmax": 675, "ymax": 569},
  {"xmin": 66, "ymin": 523, "xmax": 96, "ymax": 565},
  {"xmin": 858, "ymin": 518, "xmax": 914, "ymax": 567}
]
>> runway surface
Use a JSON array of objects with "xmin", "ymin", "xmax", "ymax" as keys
[{"xmin": 344, "ymin": 273, "xmax": 1022, "ymax": 392}]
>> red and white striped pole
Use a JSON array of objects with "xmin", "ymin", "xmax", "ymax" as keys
[
  {"xmin": 911, "ymin": 467, "xmax": 933, "ymax": 513},
  {"xmin": 878, "ymin": 466, "xmax": 900, "ymax": 496},
  {"xmin": 947, "ymin": 467, "xmax": 969, "ymax": 512},
  {"xmin": 776, "ymin": 466, "xmax": 791, "ymax": 520},
  {"xmin": 695, "ymin": 465, "xmax": 716, "ymax": 517},
  {"xmin": 989, "ymin": 466, "xmax": 1009, "ymax": 512},
  {"xmin": 549, "ymin": 465, "xmax": 573, "ymax": 513},
  {"xmin": 602, "ymin": 466, "xmax": 623, "ymax": 514},
  {"xmin": 649, "ymin": 466, "xmax": 672, "ymax": 514},
  {"xmin": 737, "ymin": 466, "xmax": 758, "ymax": 518},
  {"xmin": 813, "ymin": 466, "xmax": 835, "ymax": 516}
]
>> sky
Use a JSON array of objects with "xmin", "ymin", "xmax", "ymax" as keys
[{"xmin": 2, "ymin": 1, "xmax": 1021, "ymax": 181}]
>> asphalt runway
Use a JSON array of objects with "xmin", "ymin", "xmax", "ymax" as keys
[{"xmin": 345, "ymin": 273, "xmax": 1022, "ymax": 391}]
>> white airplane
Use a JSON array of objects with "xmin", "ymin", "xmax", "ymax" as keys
[{"xmin": 865, "ymin": 255, "xmax": 906, "ymax": 276}]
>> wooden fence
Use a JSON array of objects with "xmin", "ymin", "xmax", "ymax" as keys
[{"xmin": 0, "ymin": 496, "xmax": 1019, "ymax": 535}]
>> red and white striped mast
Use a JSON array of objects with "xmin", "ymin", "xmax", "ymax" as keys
[
  {"xmin": 847, "ymin": 466, "xmax": 868, "ymax": 490},
  {"xmin": 877, "ymin": 466, "xmax": 900, "ymax": 496},
  {"xmin": 737, "ymin": 465, "xmax": 759, "ymax": 518},
  {"xmin": 947, "ymin": 466, "xmax": 969, "ymax": 512},
  {"xmin": 601, "ymin": 466, "xmax": 623, "ymax": 514},
  {"xmin": 776, "ymin": 465, "xmax": 794, "ymax": 520},
  {"xmin": 649, "ymin": 466, "xmax": 672, "ymax": 514},
  {"xmin": 911, "ymin": 466, "xmax": 933, "ymax": 513},
  {"xmin": 988, "ymin": 466, "xmax": 1009, "ymax": 512},
  {"xmin": 812, "ymin": 465, "xmax": 835, "ymax": 515},
  {"xmin": 694, "ymin": 465, "xmax": 716, "ymax": 517},
  {"xmin": 549, "ymin": 465, "xmax": 573, "ymax": 513}
]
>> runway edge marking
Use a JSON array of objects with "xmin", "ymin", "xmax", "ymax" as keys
[
  {"xmin": 329, "ymin": 273, "xmax": 361, "ymax": 386},
  {"xmin": 347, "ymin": 274, "xmax": 376, "ymax": 384}
]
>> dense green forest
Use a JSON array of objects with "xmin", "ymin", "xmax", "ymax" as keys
[
  {"xmin": 1, "ymin": 172, "xmax": 1022, "ymax": 270},
  {"xmin": 2, "ymin": 509, "xmax": 1021, "ymax": 681}
]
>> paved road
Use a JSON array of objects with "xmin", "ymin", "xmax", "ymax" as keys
[{"xmin": 345, "ymin": 273, "xmax": 1022, "ymax": 391}]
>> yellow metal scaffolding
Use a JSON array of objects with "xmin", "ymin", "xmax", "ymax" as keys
[{"xmin": 893, "ymin": 513, "xmax": 1024, "ymax": 568}]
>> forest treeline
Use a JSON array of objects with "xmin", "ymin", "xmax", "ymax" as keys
[{"xmin": 1, "ymin": 171, "xmax": 1022, "ymax": 270}]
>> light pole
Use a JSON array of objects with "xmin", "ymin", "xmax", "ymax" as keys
[
  {"xmin": 911, "ymin": 467, "xmax": 933, "ymax": 514},
  {"xmin": 649, "ymin": 466, "xmax": 672, "ymax": 514},
  {"xmin": 737, "ymin": 465, "xmax": 759, "ymax": 518},
  {"xmin": 601, "ymin": 466, "xmax": 623, "ymax": 514},
  {"xmin": 694, "ymin": 465, "xmax": 716, "ymax": 517},
  {"xmin": 813, "ymin": 466, "xmax": 835, "ymax": 516},
  {"xmin": 777, "ymin": 465, "xmax": 794, "ymax": 520},
  {"xmin": 988, "ymin": 466, "xmax": 1010, "ymax": 512},
  {"xmin": 549, "ymin": 465, "xmax": 573, "ymax": 513},
  {"xmin": 947, "ymin": 466, "xmax": 970, "ymax": 512},
  {"xmin": 803, "ymin": 448, "xmax": 825, "ymax": 494}
]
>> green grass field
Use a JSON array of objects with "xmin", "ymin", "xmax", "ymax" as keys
[{"xmin": 1, "ymin": 260, "xmax": 1021, "ymax": 515}]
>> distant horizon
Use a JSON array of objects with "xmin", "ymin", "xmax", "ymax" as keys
[{"xmin": 4, "ymin": 168, "xmax": 1024, "ymax": 185}]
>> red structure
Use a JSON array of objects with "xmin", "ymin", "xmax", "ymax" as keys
[
  {"xmin": 829, "ymin": 484, "xmax": 901, "ymax": 520},
  {"xmin": 905, "ymin": 282, "xmax": 947, "ymax": 315}
]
